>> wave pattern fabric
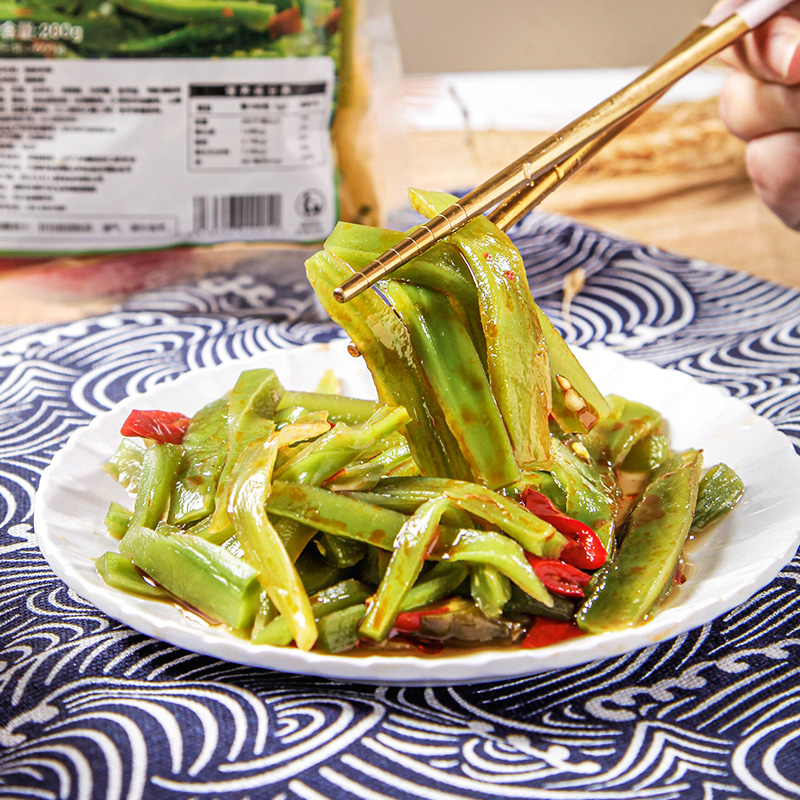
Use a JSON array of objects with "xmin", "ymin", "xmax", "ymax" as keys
[{"xmin": 2, "ymin": 211, "xmax": 800, "ymax": 800}]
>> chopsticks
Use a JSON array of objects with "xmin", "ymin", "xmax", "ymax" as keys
[
  {"xmin": 485, "ymin": 101, "xmax": 658, "ymax": 232},
  {"xmin": 334, "ymin": 0, "xmax": 793, "ymax": 303}
]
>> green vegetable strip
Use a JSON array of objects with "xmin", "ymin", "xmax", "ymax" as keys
[
  {"xmin": 208, "ymin": 369, "xmax": 283, "ymax": 540},
  {"xmin": 374, "ymin": 477, "xmax": 567, "ymax": 558},
  {"xmin": 324, "ymin": 222, "xmax": 479, "ymax": 313},
  {"xmin": 129, "ymin": 443, "xmax": 182, "ymax": 530},
  {"xmin": 305, "ymin": 249, "xmax": 472, "ymax": 479},
  {"xmin": 402, "ymin": 562, "xmax": 469, "ymax": 609},
  {"xmin": 577, "ymin": 449, "xmax": 703, "ymax": 633},
  {"xmin": 169, "ymin": 395, "xmax": 229, "ymax": 525},
  {"xmin": 315, "ymin": 369, "xmax": 340, "ymax": 394},
  {"xmin": 229, "ymin": 440, "xmax": 317, "ymax": 651},
  {"xmin": 380, "ymin": 281, "xmax": 518, "ymax": 488},
  {"xmin": 103, "ymin": 438, "xmax": 144, "ymax": 491},
  {"xmin": 254, "ymin": 579, "xmax": 373, "ymax": 647},
  {"xmin": 442, "ymin": 483, "xmax": 565, "ymax": 558},
  {"xmin": 347, "ymin": 490, "xmax": 474, "ymax": 528},
  {"xmin": 315, "ymin": 532, "xmax": 367, "ymax": 569},
  {"xmin": 273, "ymin": 418, "xmax": 333, "ymax": 473},
  {"xmin": 266, "ymin": 480, "xmax": 409, "ymax": 550},
  {"xmin": 583, "ymin": 395, "xmax": 662, "ymax": 467},
  {"xmin": 251, "ymin": 590, "xmax": 278, "ymax": 641},
  {"xmin": 272, "ymin": 408, "xmax": 408, "ymax": 565},
  {"xmin": 443, "ymin": 529, "xmax": 554, "ymax": 607},
  {"xmin": 267, "ymin": 479, "xmax": 564, "ymax": 560},
  {"xmin": 408, "ymin": 188, "xmax": 552, "ymax": 469},
  {"xmin": 274, "ymin": 517, "xmax": 322, "ymax": 568},
  {"xmin": 182, "ymin": 513, "xmax": 212, "ymax": 538},
  {"xmin": 359, "ymin": 496, "xmax": 452, "ymax": 642},
  {"xmin": 324, "ymin": 221, "xmax": 486, "ymax": 361},
  {"xmin": 273, "ymin": 407, "xmax": 330, "ymax": 430},
  {"xmin": 691, "ymin": 463, "xmax": 745, "ymax": 531},
  {"xmin": 105, "ymin": 501, "xmax": 133, "ymax": 541},
  {"xmin": 325, "ymin": 444, "xmax": 417, "ymax": 492},
  {"xmin": 230, "ymin": 369, "xmax": 285, "ymax": 419},
  {"xmin": 470, "ymin": 565, "xmax": 512, "ymax": 620},
  {"xmin": 275, "ymin": 391, "xmax": 381, "ymax": 426},
  {"xmin": 316, "ymin": 603, "xmax": 367, "ymax": 653},
  {"xmin": 621, "ymin": 434, "xmax": 670, "ymax": 473},
  {"xmin": 96, "ymin": 552, "xmax": 169, "ymax": 600},
  {"xmin": 273, "ymin": 427, "xmax": 345, "ymax": 569},
  {"xmin": 114, "ymin": 0, "xmax": 277, "ymax": 30},
  {"xmin": 295, "ymin": 549, "xmax": 347, "ymax": 593},
  {"xmin": 119, "ymin": 526, "xmax": 261, "ymax": 630},
  {"xmin": 275, "ymin": 405, "xmax": 411, "ymax": 486},
  {"xmin": 359, "ymin": 544, "xmax": 390, "ymax": 585}
]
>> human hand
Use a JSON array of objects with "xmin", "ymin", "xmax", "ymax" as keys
[{"xmin": 715, "ymin": 1, "xmax": 800, "ymax": 229}]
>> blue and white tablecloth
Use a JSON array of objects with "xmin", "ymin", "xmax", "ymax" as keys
[{"xmin": 2, "ymin": 211, "xmax": 800, "ymax": 799}]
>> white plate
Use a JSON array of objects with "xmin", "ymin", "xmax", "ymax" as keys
[{"xmin": 33, "ymin": 341, "xmax": 800, "ymax": 685}]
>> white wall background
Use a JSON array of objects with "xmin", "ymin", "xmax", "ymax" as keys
[{"xmin": 390, "ymin": 0, "xmax": 714, "ymax": 73}]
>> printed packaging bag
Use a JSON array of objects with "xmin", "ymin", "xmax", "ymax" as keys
[{"xmin": 0, "ymin": 0, "xmax": 402, "ymax": 296}]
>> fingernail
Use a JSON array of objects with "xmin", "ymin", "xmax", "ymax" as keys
[{"xmin": 775, "ymin": 32, "xmax": 800, "ymax": 80}]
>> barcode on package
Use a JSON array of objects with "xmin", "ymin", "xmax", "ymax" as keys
[{"xmin": 193, "ymin": 194, "xmax": 282, "ymax": 232}]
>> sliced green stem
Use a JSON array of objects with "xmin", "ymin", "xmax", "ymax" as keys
[
  {"xmin": 229, "ymin": 441, "xmax": 317, "ymax": 650},
  {"xmin": 119, "ymin": 525, "xmax": 261, "ymax": 629},
  {"xmin": 96, "ymin": 551, "xmax": 169, "ymax": 600},
  {"xmin": 359, "ymin": 496, "xmax": 451, "ymax": 642},
  {"xmin": 577, "ymin": 449, "xmax": 703, "ymax": 633},
  {"xmin": 409, "ymin": 188, "xmax": 552, "ymax": 469},
  {"xmin": 443, "ymin": 529, "xmax": 554, "ymax": 607},
  {"xmin": 129, "ymin": 443, "xmax": 182, "ymax": 530},
  {"xmin": 305, "ymin": 249, "xmax": 473, "ymax": 479},
  {"xmin": 379, "ymin": 281, "xmax": 518, "ymax": 488}
]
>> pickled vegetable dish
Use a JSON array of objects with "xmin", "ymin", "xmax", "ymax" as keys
[{"xmin": 96, "ymin": 189, "xmax": 745, "ymax": 654}]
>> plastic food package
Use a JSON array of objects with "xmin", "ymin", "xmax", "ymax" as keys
[{"xmin": 0, "ymin": 0, "xmax": 405, "ymax": 300}]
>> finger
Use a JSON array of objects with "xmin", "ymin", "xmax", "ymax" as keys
[
  {"xmin": 745, "ymin": 130, "xmax": 800, "ymax": 229},
  {"xmin": 720, "ymin": 70, "xmax": 800, "ymax": 138},
  {"xmin": 715, "ymin": 4, "xmax": 800, "ymax": 83}
]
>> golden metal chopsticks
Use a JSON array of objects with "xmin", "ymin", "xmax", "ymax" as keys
[{"xmin": 334, "ymin": 0, "xmax": 793, "ymax": 303}]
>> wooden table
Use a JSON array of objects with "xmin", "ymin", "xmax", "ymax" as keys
[{"xmin": 0, "ymin": 86, "xmax": 796, "ymax": 325}]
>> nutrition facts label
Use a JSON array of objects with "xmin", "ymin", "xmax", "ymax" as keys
[
  {"xmin": 188, "ymin": 81, "xmax": 329, "ymax": 172},
  {"xmin": 0, "ymin": 58, "xmax": 336, "ymax": 251}
]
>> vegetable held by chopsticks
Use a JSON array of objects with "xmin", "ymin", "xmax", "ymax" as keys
[{"xmin": 94, "ymin": 189, "xmax": 745, "ymax": 655}]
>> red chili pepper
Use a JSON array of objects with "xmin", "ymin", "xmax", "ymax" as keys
[
  {"xmin": 325, "ymin": 6, "xmax": 341, "ymax": 34},
  {"xmin": 521, "ymin": 617, "xmax": 584, "ymax": 649},
  {"xmin": 268, "ymin": 6, "xmax": 303, "ymax": 38},
  {"xmin": 120, "ymin": 409, "xmax": 191, "ymax": 444},
  {"xmin": 520, "ymin": 488, "xmax": 607, "ymax": 570},
  {"xmin": 525, "ymin": 553, "xmax": 591, "ymax": 598},
  {"xmin": 394, "ymin": 604, "xmax": 451, "ymax": 634},
  {"xmin": 393, "ymin": 613, "xmax": 422, "ymax": 633}
]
